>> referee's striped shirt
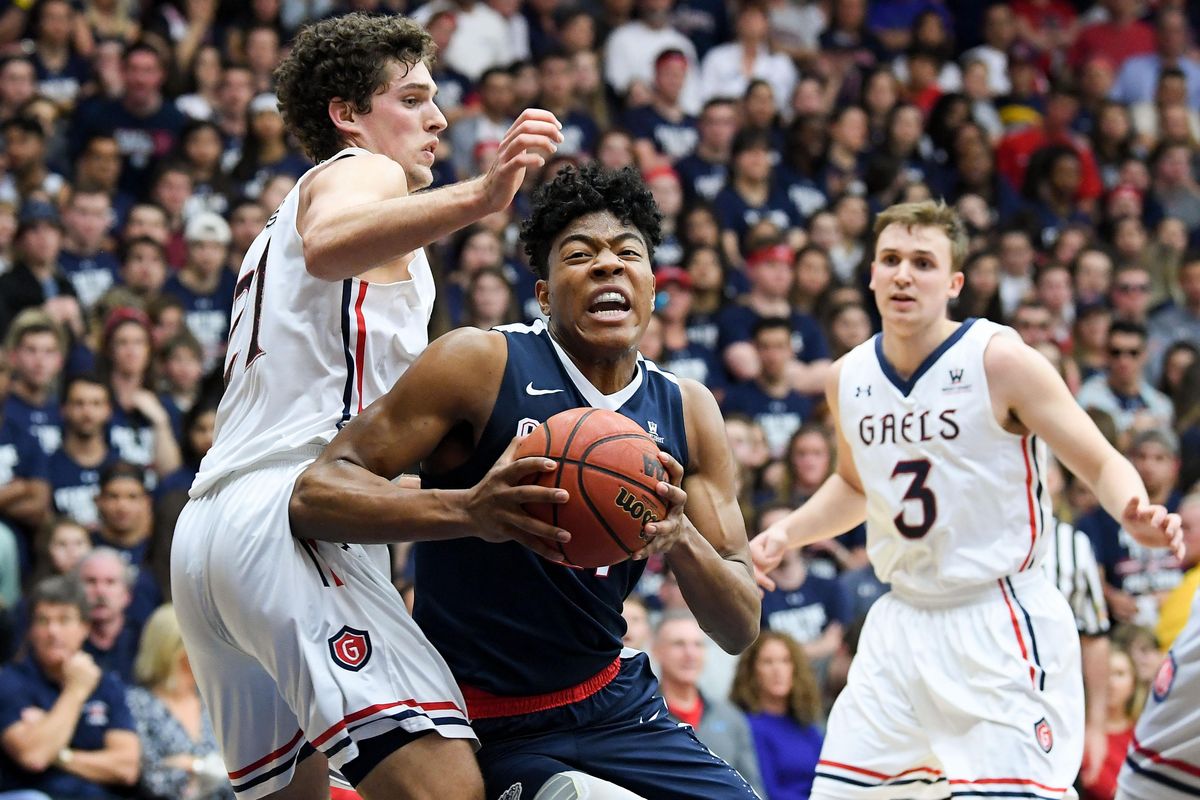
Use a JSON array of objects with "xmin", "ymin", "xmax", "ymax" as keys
[{"xmin": 1040, "ymin": 518, "xmax": 1111, "ymax": 637}]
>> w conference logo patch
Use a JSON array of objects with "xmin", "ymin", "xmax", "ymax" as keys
[
  {"xmin": 1033, "ymin": 717, "xmax": 1054, "ymax": 753},
  {"xmin": 1153, "ymin": 652, "xmax": 1177, "ymax": 701},
  {"xmin": 328, "ymin": 625, "xmax": 372, "ymax": 671}
]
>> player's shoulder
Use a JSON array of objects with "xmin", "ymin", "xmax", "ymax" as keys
[
  {"xmin": 426, "ymin": 325, "xmax": 508, "ymax": 364},
  {"xmin": 301, "ymin": 150, "xmax": 408, "ymax": 201},
  {"xmin": 980, "ymin": 324, "xmax": 1039, "ymax": 376}
]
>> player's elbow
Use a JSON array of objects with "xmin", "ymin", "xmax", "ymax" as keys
[
  {"xmin": 288, "ymin": 470, "xmax": 323, "ymax": 538},
  {"xmin": 714, "ymin": 615, "xmax": 760, "ymax": 656},
  {"xmin": 302, "ymin": 234, "xmax": 344, "ymax": 282}
]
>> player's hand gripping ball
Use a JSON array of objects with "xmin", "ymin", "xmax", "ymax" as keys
[{"xmin": 515, "ymin": 408, "xmax": 668, "ymax": 568}]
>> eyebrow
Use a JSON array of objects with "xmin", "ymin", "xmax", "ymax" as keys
[
  {"xmin": 879, "ymin": 247, "xmax": 938, "ymax": 258},
  {"xmin": 559, "ymin": 232, "xmax": 646, "ymax": 250},
  {"xmin": 397, "ymin": 82, "xmax": 438, "ymax": 97}
]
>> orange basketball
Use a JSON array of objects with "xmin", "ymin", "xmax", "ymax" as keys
[{"xmin": 515, "ymin": 407, "xmax": 668, "ymax": 568}]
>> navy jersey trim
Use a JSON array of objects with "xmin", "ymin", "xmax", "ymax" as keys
[
  {"xmin": 1124, "ymin": 754, "xmax": 1200, "ymax": 796},
  {"xmin": 338, "ymin": 279, "xmax": 354, "ymax": 427},
  {"xmin": 874, "ymin": 318, "xmax": 978, "ymax": 397},
  {"xmin": 1005, "ymin": 576, "xmax": 1045, "ymax": 691}
]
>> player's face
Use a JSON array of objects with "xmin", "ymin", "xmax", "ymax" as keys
[
  {"xmin": 870, "ymin": 223, "xmax": 962, "ymax": 330},
  {"xmin": 349, "ymin": 60, "xmax": 447, "ymax": 192},
  {"xmin": 539, "ymin": 211, "xmax": 655, "ymax": 362}
]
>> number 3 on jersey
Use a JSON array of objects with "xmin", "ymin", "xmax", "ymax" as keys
[
  {"xmin": 892, "ymin": 459, "xmax": 936, "ymax": 539},
  {"xmin": 225, "ymin": 241, "xmax": 270, "ymax": 384}
]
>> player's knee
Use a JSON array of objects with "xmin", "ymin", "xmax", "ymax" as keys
[{"xmin": 532, "ymin": 772, "xmax": 647, "ymax": 800}]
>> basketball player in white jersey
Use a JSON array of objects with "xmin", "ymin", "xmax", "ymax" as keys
[
  {"xmin": 170, "ymin": 13, "xmax": 565, "ymax": 800},
  {"xmin": 1117, "ymin": 589, "xmax": 1200, "ymax": 798},
  {"xmin": 751, "ymin": 201, "xmax": 1184, "ymax": 800}
]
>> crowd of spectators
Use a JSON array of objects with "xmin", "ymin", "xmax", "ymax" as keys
[{"xmin": 0, "ymin": 0, "xmax": 1197, "ymax": 797}]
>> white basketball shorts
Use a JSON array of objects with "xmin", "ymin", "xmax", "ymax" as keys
[
  {"xmin": 812, "ymin": 570, "xmax": 1083, "ymax": 800},
  {"xmin": 171, "ymin": 448, "xmax": 477, "ymax": 799}
]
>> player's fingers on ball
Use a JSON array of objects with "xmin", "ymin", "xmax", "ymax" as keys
[
  {"xmin": 511, "ymin": 484, "xmax": 569, "ymax": 506},
  {"xmin": 657, "ymin": 450, "xmax": 684, "ymax": 483},
  {"xmin": 504, "ymin": 455, "xmax": 559, "ymax": 481},
  {"xmin": 523, "ymin": 534, "xmax": 566, "ymax": 562},
  {"xmin": 656, "ymin": 480, "xmax": 686, "ymax": 507}
]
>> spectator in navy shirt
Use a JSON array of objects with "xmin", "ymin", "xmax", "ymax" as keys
[
  {"xmin": 0, "ymin": 347, "xmax": 51, "ymax": 601},
  {"xmin": 161, "ymin": 211, "xmax": 233, "ymax": 371},
  {"xmin": 75, "ymin": 548, "xmax": 142, "ymax": 684},
  {"xmin": 0, "ymin": 575, "xmax": 139, "ymax": 799},
  {"xmin": 0, "ymin": 200, "xmax": 77, "ymax": 326},
  {"xmin": 59, "ymin": 187, "xmax": 119, "ymax": 313},
  {"xmin": 48, "ymin": 375, "xmax": 115, "ymax": 532},
  {"xmin": 675, "ymin": 98, "xmax": 737, "ymax": 203},
  {"xmin": 759, "ymin": 545, "xmax": 850, "ymax": 665},
  {"xmin": 3, "ymin": 309, "xmax": 65, "ymax": 458},
  {"xmin": 622, "ymin": 49, "xmax": 699, "ymax": 164},
  {"xmin": 723, "ymin": 317, "xmax": 815, "ymax": 459},
  {"xmin": 713, "ymin": 130, "xmax": 801, "ymax": 266},
  {"xmin": 534, "ymin": 50, "xmax": 599, "ymax": 160},
  {"xmin": 730, "ymin": 631, "xmax": 824, "ymax": 800},
  {"xmin": 717, "ymin": 242, "xmax": 830, "ymax": 391},
  {"xmin": 70, "ymin": 43, "xmax": 186, "ymax": 196}
]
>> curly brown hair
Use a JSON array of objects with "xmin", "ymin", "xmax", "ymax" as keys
[
  {"xmin": 729, "ymin": 631, "xmax": 822, "ymax": 726},
  {"xmin": 274, "ymin": 12, "xmax": 434, "ymax": 162}
]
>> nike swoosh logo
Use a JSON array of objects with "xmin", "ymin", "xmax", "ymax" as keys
[{"xmin": 525, "ymin": 382, "xmax": 563, "ymax": 396}]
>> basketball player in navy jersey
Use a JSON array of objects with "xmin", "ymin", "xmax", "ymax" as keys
[
  {"xmin": 291, "ymin": 164, "xmax": 762, "ymax": 800},
  {"xmin": 751, "ymin": 201, "xmax": 1183, "ymax": 799}
]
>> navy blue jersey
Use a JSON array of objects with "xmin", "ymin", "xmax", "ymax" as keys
[
  {"xmin": 621, "ymin": 107, "xmax": 699, "ymax": 162},
  {"xmin": 415, "ymin": 321, "xmax": 689, "ymax": 697},
  {"xmin": 59, "ymin": 249, "xmax": 119, "ymax": 311},
  {"xmin": 108, "ymin": 404, "xmax": 154, "ymax": 474},
  {"xmin": 760, "ymin": 573, "xmax": 851, "ymax": 645},
  {"xmin": 3, "ymin": 394, "xmax": 62, "ymax": 456},
  {"xmin": 162, "ymin": 270, "xmax": 236, "ymax": 369},
  {"xmin": 0, "ymin": 414, "xmax": 50, "ymax": 514},
  {"xmin": 48, "ymin": 449, "xmax": 114, "ymax": 530},
  {"xmin": 0, "ymin": 656, "xmax": 134, "ymax": 798}
]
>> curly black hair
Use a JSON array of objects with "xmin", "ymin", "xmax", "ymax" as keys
[
  {"xmin": 274, "ymin": 13, "xmax": 434, "ymax": 162},
  {"xmin": 520, "ymin": 164, "xmax": 663, "ymax": 280}
]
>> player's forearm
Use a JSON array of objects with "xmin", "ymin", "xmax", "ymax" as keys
[
  {"xmin": 667, "ymin": 525, "xmax": 761, "ymax": 654},
  {"xmin": 1081, "ymin": 634, "xmax": 1110, "ymax": 732},
  {"xmin": 1091, "ymin": 454, "xmax": 1150, "ymax": 530},
  {"xmin": 779, "ymin": 474, "xmax": 867, "ymax": 550},
  {"xmin": 289, "ymin": 460, "xmax": 474, "ymax": 544},
  {"xmin": 303, "ymin": 178, "xmax": 490, "ymax": 281}
]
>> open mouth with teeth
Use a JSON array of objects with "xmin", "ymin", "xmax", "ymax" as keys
[{"xmin": 588, "ymin": 291, "xmax": 632, "ymax": 319}]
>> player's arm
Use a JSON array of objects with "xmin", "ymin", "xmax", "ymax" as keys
[
  {"xmin": 987, "ymin": 335, "xmax": 1184, "ymax": 555},
  {"xmin": 298, "ymin": 109, "xmax": 562, "ymax": 281},
  {"xmin": 649, "ymin": 379, "xmax": 760, "ymax": 653},
  {"xmin": 288, "ymin": 328, "xmax": 569, "ymax": 559},
  {"xmin": 751, "ymin": 359, "xmax": 868, "ymax": 587}
]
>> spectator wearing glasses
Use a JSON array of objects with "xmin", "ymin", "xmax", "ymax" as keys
[
  {"xmin": 1076, "ymin": 320, "xmax": 1174, "ymax": 434},
  {"xmin": 1108, "ymin": 264, "xmax": 1153, "ymax": 325}
]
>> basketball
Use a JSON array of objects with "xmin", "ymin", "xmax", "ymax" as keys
[{"xmin": 515, "ymin": 407, "xmax": 669, "ymax": 568}]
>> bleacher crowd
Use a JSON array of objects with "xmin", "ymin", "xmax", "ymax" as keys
[{"xmin": 0, "ymin": 0, "xmax": 1197, "ymax": 797}]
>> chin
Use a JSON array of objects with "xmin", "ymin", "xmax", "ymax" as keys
[{"xmin": 405, "ymin": 165, "xmax": 434, "ymax": 191}]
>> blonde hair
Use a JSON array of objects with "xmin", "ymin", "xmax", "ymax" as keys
[
  {"xmin": 873, "ymin": 199, "xmax": 969, "ymax": 273},
  {"xmin": 134, "ymin": 604, "xmax": 185, "ymax": 690}
]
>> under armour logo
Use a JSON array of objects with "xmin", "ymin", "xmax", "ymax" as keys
[
  {"xmin": 949, "ymin": 368, "xmax": 964, "ymax": 384},
  {"xmin": 856, "ymin": 385, "xmax": 871, "ymax": 398}
]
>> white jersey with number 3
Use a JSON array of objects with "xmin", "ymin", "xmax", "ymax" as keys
[
  {"xmin": 191, "ymin": 147, "xmax": 435, "ymax": 497},
  {"xmin": 839, "ymin": 318, "xmax": 1053, "ymax": 598}
]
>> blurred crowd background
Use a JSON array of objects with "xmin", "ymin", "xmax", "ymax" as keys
[{"xmin": 0, "ymin": 0, "xmax": 1197, "ymax": 798}]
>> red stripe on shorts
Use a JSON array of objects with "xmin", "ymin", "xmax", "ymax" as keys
[
  {"xmin": 816, "ymin": 760, "xmax": 944, "ymax": 781},
  {"xmin": 228, "ymin": 729, "xmax": 304, "ymax": 779},
  {"xmin": 311, "ymin": 698, "xmax": 465, "ymax": 748},
  {"xmin": 998, "ymin": 579, "xmax": 1036, "ymax": 686}
]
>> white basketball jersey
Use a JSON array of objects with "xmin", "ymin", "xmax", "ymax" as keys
[
  {"xmin": 839, "ymin": 318, "xmax": 1053, "ymax": 598},
  {"xmin": 192, "ymin": 148, "xmax": 435, "ymax": 496}
]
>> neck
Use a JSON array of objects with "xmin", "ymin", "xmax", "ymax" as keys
[
  {"xmin": 124, "ymin": 94, "xmax": 160, "ymax": 117},
  {"xmin": 696, "ymin": 142, "xmax": 727, "ymax": 162},
  {"xmin": 881, "ymin": 317, "xmax": 960, "ymax": 378},
  {"xmin": 66, "ymin": 236, "xmax": 99, "ymax": 256},
  {"xmin": 111, "ymin": 372, "xmax": 142, "ymax": 400},
  {"xmin": 734, "ymin": 175, "xmax": 768, "ymax": 197},
  {"xmin": 758, "ymin": 694, "xmax": 788, "ymax": 715},
  {"xmin": 183, "ymin": 267, "xmax": 221, "ymax": 294},
  {"xmin": 99, "ymin": 525, "xmax": 148, "ymax": 548},
  {"xmin": 90, "ymin": 615, "xmax": 124, "ymax": 647},
  {"xmin": 661, "ymin": 678, "xmax": 700, "ymax": 707},
  {"xmin": 748, "ymin": 292, "xmax": 789, "ymax": 314},
  {"xmin": 65, "ymin": 431, "xmax": 108, "ymax": 465},
  {"xmin": 1109, "ymin": 374, "xmax": 1140, "ymax": 395},
  {"xmin": 25, "ymin": 259, "xmax": 54, "ymax": 279},
  {"xmin": 1147, "ymin": 484, "xmax": 1170, "ymax": 505},
  {"xmin": 759, "ymin": 370, "xmax": 791, "ymax": 396},
  {"xmin": 158, "ymin": 674, "xmax": 197, "ymax": 701},
  {"xmin": 549, "ymin": 325, "xmax": 640, "ymax": 395},
  {"xmin": 12, "ymin": 380, "xmax": 48, "ymax": 407}
]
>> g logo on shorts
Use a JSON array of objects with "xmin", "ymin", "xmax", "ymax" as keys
[{"xmin": 328, "ymin": 626, "xmax": 373, "ymax": 671}]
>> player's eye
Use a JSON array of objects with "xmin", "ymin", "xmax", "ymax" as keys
[
  {"xmin": 403, "ymin": 97, "xmax": 420, "ymax": 107},
  {"xmin": 621, "ymin": 249, "xmax": 641, "ymax": 258}
]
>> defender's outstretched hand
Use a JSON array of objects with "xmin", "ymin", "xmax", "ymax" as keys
[
  {"xmin": 750, "ymin": 525, "xmax": 790, "ymax": 591},
  {"xmin": 465, "ymin": 434, "xmax": 572, "ymax": 562},
  {"xmin": 481, "ymin": 109, "xmax": 563, "ymax": 213},
  {"xmin": 1121, "ymin": 497, "xmax": 1185, "ymax": 561}
]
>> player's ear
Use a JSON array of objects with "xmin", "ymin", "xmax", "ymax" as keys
[
  {"xmin": 948, "ymin": 269, "xmax": 965, "ymax": 299},
  {"xmin": 535, "ymin": 278, "xmax": 550, "ymax": 316},
  {"xmin": 328, "ymin": 98, "xmax": 359, "ymax": 138},
  {"xmin": 867, "ymin": 260, "xmax": 877, "ymax": 291}
]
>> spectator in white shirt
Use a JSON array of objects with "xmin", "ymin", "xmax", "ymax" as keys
[
  {"xmin": 411, "ymin": 0, "xmax": 511, "ymax": 82},
  {"xmin": 700, "ymin": 2, "xmax": 797, "ymax": 115},
  {"xmin": 604, "ymin": 0, "xmax": 702, "ymax": 114}
]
